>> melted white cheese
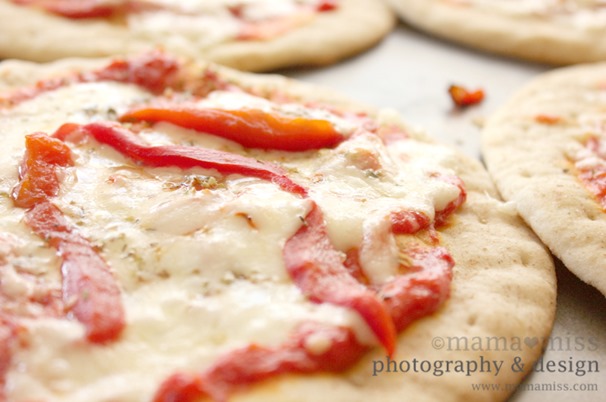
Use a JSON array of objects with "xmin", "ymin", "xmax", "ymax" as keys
[
  {"xmin": 0, "ymin": 81, "xmax": 462, "ymax": 402},
  {"xmin": 128, "ymin": 0, "xmax": 323, "ymax": 51}
]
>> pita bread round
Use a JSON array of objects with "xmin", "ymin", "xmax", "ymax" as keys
[
  {"xmin": 0, "ymin": 55, "xmax": 555, "ymax": 402},
  {"xmin": 387, "ymin": 0, "xmax": 606, "ymax": 65},
  {"xmin": 482, "ymin": 62, "xmax": 606, "ymax": 297},
  {"xmin": 0, "ymin": 0, "xmax": 394, "ymax": 72}
]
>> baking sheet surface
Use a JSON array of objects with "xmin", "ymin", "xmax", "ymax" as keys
[{"xmin": 286, "ymin": 24, "xmax": 605, "ymax": 402}]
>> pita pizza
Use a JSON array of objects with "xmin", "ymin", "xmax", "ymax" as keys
[
  {"xmin": 387, "ymin": 0, "xmax": 606, "ymax": 65},
  {"xmin": 483, "ymin": 62, "xmax": 606, "ymax": 297},
  {"xmin": 0, "ymin": 52, "xmax": 555, "ymax": 401},
  {"xmin": 0, "ymin": 0, "xmax": 394, "ymax": 71}
]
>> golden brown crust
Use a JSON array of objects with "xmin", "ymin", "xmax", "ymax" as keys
[
  {"xmin": 0, "ymin": 56, "xmax": 556, "ymax": 402},
  {"xmin": 0, "ymin": 0, "xmax": 395, "ymax": 72}
]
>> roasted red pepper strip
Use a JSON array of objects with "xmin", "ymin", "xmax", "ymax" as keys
[
  {"xmin": 380, "ymin": 245, "xmax": 454, "ymax": 332},
  {"xmin": 24, "ymin": 202, "xmax": 125, "ymax": 343},
  {"xmin": 120, "ymin": 106, "xmax": 346, "ymax": 151},
  {"xmin": 69, "ymin": 122, "xmax": 308, "ymax": 196},
  {"xmin": 2, "ymin": 52, "xmax": 179, "ymax": 107},
  {"xmin": 390, "ymin": 210, "xmax": 431, "ymax": 234},
  {"xmin": 316, "ymin": 0, "xmax": 338, "ymax": 12},
  {"xmin": 11, "ymin": 132, "xmax": 125, "ymax": 343},
  {"xmin": 11, "ymin": 0, "xmax": 119, "ymax": 18},
  {"xmin": 154, "ymin": 322, "xmax": 367, "ymax": 402},
  {"xmin": 283, "ymin": 203, "xmax": 396, "ymax": 355},
  {"xmin": 433, "ymin": 174, "xmax": 467, "ymax": 227},
  {"xmin": 11, "ymin": 133, "xmax": 74, "ymax": 209},
  {"xmin": 448, "ymin": 84, "xmax": 485, "ymax": 108},
  {"xmin": 92, "ymin": 51, "xmax": 180, "ymax": 95}
]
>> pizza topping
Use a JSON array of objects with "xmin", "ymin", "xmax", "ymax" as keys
[
  {"xmin": 154, "ymin": 204, "xmax": 456, "ymax": 402},
  {"xmin": 433, "ymin": 174, "xmax": 467, "ymax": 226},
  {"xmin": 11, "ymin": 133, "xmax": 74, "ymax": 209},
  {"xmin": 316, "ymin": 0, "xmax": 338, "ymax": 12},
  {"xmin": 120, "ymin": 103, "xmax": 347, "ymax": 151},
  {"xmin": 10, "ymin": 133, "xmax": 125, "ymax": 344},
  {"xmin": 381, "ymin": 240, "xmax": 454, "ymax": 332},
  {"xmin": 574, "ymin": 136, "xmax": 606, "ymax": 209},
  {"xmin": 57, "ymin": 121, "xmax": 396, "ymax": 352},
  {"xmin": 24, "ymin": 202, "xmax": 126, "ymax": 343},
  {"xmin": 154, "ymin": 322, "xmax": 367, "ymax": 402},
  {"xmin": 1, "ymin": 52, "xmax": 180, "ymax": 107},
  {"xmin": 237, "ymin": 13, "xmax": 315, "ymax": 40},
  {"xmin": 63, "ymin": 122, "xmax": 309, "ymax": 196},
  {"xmin": 283, "ymin": 203, "xmax": 396, "ymax": 355},
  {"xmin": 534, "ymin": 113, "xmax": 562, "ymax": 125},
  {"xmin": 448, "ymin": 84, "xmax": 485, "ymax": 108},
  {"xmin": 10, "ymin": 0, "xmax": 340, "ymax": 44},
  {"xmin": 10, "ymin": 0, "xmax": 124, "ymax": 19}
]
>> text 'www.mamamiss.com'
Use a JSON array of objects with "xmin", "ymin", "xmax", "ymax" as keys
[{"xmin": 471, "ymin": 382, "xmax": 598, "ymax": 393}]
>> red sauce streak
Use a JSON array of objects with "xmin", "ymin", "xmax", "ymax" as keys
[
  {"xmin": 120, "ymin": 105, "xmax": 346, "ymax": 151},
  {"xmin": 11, "ymin": 133, "xmax": 125, "ymax": 343},
  {"xmin": 1, "ymin": 51, "xmax": 179, "ymax": 107},
  {"xmin": 576, "ymin": 137, "xmax": 606, "ymax": 210},
  {"xmin": 448, "ymin": 84, "xmax": 485, "ymax": 108}
]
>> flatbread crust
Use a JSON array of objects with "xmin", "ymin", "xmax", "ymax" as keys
[
  {"xmin": 0, "ymin": 0, "xmax": 394, "ymax": 72},
  {"xmin": 386, "ymin": 0, "xmax": 606, "ymax": 65},
  {"xmin": 0, "ymin": 56, "xmax": 555, "ymax": 402},
  {"xmin": 482, "ymin": 62, "xmax": 606, "ymax": 297}
]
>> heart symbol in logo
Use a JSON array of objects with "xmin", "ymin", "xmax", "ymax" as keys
[{"xmin": 524, "ymin": 337, "xmax": 539, "ymax": 349}]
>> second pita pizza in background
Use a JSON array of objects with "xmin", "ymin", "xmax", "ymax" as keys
[
  {"xmin": 482, "ymin": 62, "xmax": 606, "ymax": 297},
  {"xmin": 0, "ymin": 0, "xmax": 394, "ymax": 72},
  {"xmin": 387, "ymin": 0, "xmax": 606, "ymax": 65}
]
